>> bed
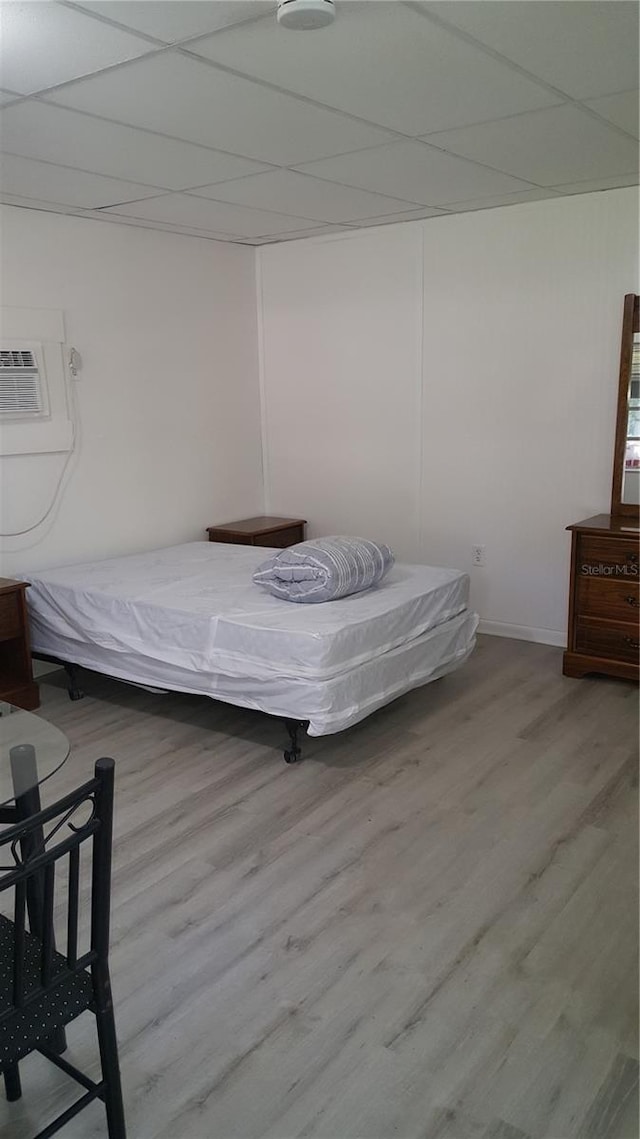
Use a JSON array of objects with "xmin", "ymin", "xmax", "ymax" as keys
[{"xmin": 24, "ymin": 542, "xmax": 478, "ymax": 761}]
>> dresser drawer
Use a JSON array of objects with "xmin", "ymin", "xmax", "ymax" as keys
[
  {"xmin": 0, "ymin": 591, "xmax": 21, "ymax": 640},
  {"xmin": 575, "ymin": 622, "xmax": 640, "ymax": 664},
  {"xmin": 576, "ymin": 576, "xmax": 640, "ymax": 622},
  {"xmin": 578, "ymin": 534, "xmax": 640, "ymax": 576}
]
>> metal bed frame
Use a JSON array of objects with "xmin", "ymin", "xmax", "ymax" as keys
[{"xmin": 37, "ymin": 655, "xmax": 310, "ymax": 764}]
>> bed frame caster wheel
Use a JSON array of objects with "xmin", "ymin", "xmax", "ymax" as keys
[{"xmin": 283, "ymin": 719, "xmax": 308, "ymax": 765}]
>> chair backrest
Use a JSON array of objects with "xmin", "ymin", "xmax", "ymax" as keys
[{"xmin": 0, "ymin": 758, "xmax": 115, "ymax": 1018}]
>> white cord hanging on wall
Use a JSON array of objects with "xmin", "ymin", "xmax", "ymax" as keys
[
  {"xmin": 0, "ymin": 375, "xmax": 79, "ymax": 538},
  {"xmin": 0, "ymin": 308, "xmax": 80, "ymax": 539}
]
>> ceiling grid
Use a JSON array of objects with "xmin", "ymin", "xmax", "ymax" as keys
[{"xmin": 0, "ymin": 0, "xmax": 637, "ymax": 243}]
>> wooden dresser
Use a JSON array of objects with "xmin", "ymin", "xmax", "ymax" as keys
[
  {"xmin": 563, "ymin": 515, "xmax": 639, "ymax": 681},
  {"xmin": 0, "ymin": 578, "xmax": 40, "ymax": 709}
]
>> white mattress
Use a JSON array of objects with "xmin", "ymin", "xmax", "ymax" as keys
[{"xmin": 25, "ymin": 542, "xmax": 478, "ymax": 736}]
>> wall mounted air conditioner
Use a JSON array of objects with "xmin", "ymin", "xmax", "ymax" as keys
[
  {"xmin": 0, "ymin": 342, "xmax": 50, "ymax": 421},
  {"xmin": 0, "ymin": 323, "xmax": 72, "ymax": 457}
]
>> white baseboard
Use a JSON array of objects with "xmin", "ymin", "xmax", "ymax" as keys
[
  {"xmin": 479, "ymin": 620, "xmax": 566, "ymax": 648},
  {"xmin": 32, "ymin": 659, "xmax": 63, "ymax": 678}
]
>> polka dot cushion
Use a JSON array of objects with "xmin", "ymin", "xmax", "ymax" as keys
[{"xmin": 0, "ymin": 913, "xmax": 93, "ymax": 1069}]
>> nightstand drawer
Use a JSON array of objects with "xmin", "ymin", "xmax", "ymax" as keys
[
  {"xmin": 578, "ymin": 534, "xmax": 640, "ymax": 575},
  {"xmin": 0, "ymin": 592, "xmax": 20, "ymax": 641},
  {"xmin": 575, "ymin": 622, "xmax": 640, "ymax": 664},
  {"xmin": 255, "ymin": 525, "xmax": 304, "ymax": 549},
  {"xmin": 576, "ymin": 577, "xmax": 640, "ymax": 622}
]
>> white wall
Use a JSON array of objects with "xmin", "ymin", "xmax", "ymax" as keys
[
  {"xmin": 258, "ymin": 188, "xmax": 640, "ymax": 644},
  {"xmin": 258, "ymin": 224, "xmax": 423, "ymax": 559},
  {"xmin": 0, "ymin": 206, "xmax": 263, "ymax": 576}
]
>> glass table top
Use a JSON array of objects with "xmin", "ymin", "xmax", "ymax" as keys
[{"xmin": 0, "ymin": 704, "xmax": 70, "ymax": 807}]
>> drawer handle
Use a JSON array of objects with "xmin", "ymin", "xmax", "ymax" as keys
[
  {"xmin": 626, "ymin": 596, "xmax": 639, "ymax": 607},
  {"xmin": 623, "ymin": 636, "xmax": 640, "ymax": 649}
]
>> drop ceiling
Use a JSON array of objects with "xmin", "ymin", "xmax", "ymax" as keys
[{"xmin": 0, "ymin": 0, "xmax": 637, "ymax": 245}]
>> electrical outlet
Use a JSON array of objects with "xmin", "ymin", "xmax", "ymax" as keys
[{"xmin": 471, "ymin": 544, "xmax": 486, "ymax": 567}]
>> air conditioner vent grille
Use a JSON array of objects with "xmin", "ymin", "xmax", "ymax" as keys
[
  {"xmin": 0, "ymin": 350, "xmax": 36, "ymax": 369},
  {"xmin": 0, "ymin": 344, "xmax": 46, "ymax": 417},
  {"xmin": 0, "ymin": 375, "xmax": 43, "ymax": 415}
]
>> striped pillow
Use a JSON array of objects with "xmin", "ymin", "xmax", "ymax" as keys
[{"xmin": 253, "ymin": 536, "xmax": 395, "ymax": 603}]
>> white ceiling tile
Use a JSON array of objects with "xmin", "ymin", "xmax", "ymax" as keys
[
  {"xmin": 106, "ymin": 192, "xmax": 324, "ymax": 236},
  {"xmin": 73, "ymin": 1, "xmax": 273, "ymax": 44},
  {"xmin": 584, "ymin": 90, "xmax": 639, "ymax": 140},
  {"xmin": 296, "ymin": 141, "xmax": 533, "ymax": 206},
  {"xmin": 251, "ymin": 224, "xmax": 351, "ymax": 244},
  {"xmin": 0, "ymin": 197, "xmax": 243, "ymax": 241},
  {"xmin": 353, "ymin": 208, "xmax": 448, "ymax": 227},
  {"xmin": 0, "ymin": 193, "xmax": 91, "ymax": 215},
  {"xmin": 0, "ymin": 2, "xmax": 153, "ymax": 95},
  {"xmin": 426, "ymin": 105, "xmax": 640, "ymax": 187},
  {"xmin": 0, "ymin": 101, "xmax": 269, "ymax": 190},
  {"xmin": 193, "ymin": 170, "xmax": 420, "ymax": 222},
  {"xmin": 436, "ymin": 188, "xmax": 561, "ymax": 214},
  {"xmin": 0, "ymin": 153, "xmax": 165, "ymax": 208},
  {"xmin": 45, "ymin": 51, "xmax": 394, "ymax": 165},
  {"xmin": 552, "ymin": 173, "xmax": 640, "ymax": 196},
  {"xmin": 423, "ymin": 1, "xmax": 639, "ymax": 101},
  {"xmin": 87, "ymin": 212, "xmax": 243, "ymax": 241},
  {"xmin": 191, "ymin": 1, "xmax": 559, "ymax": 136}
]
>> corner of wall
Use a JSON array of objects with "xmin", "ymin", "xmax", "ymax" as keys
[{"xmin": 254, "ymin": 246, "xmax": 270, "ymax": 516}]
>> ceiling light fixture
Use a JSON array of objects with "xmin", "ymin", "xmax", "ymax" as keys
[{"xmin": 277, "ymin": 0, "xmax": 336, "ymax": 30}]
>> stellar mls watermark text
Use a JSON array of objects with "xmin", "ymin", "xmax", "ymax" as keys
[{"xmin": 581, "ymin": 563, "xmax": 639, "ymax": 577}]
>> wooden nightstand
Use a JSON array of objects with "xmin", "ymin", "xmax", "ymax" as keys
[
  {"xmin": 206, "ymin": 516, "xmax": 306, "ymax": 549},
  {"xmin": 0, "ymin": 578, "xmax": 39, "ymax": 710}
]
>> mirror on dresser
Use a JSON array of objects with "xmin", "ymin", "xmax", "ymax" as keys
[
  {"xmin": 611, "ymin": 293, "xmax": 640, "ymax": 514},
  {"xmin": 563, "ymin": 294, "xmax": 640, "ymax": 681}
]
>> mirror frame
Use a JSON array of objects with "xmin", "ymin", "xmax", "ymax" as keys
[{"xmin": 611, "ymin": 293, "xmax": 640, "ymax": 518}]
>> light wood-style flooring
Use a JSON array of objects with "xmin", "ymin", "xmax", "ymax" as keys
[{"xmin": 2, "ymin": 635, "xmax": 638, "ymax": 1139}]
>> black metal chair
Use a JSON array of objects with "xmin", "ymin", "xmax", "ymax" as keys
[{"xmin": 0, "ymin": 757, "xmax": 126, "ymax": 1138}]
